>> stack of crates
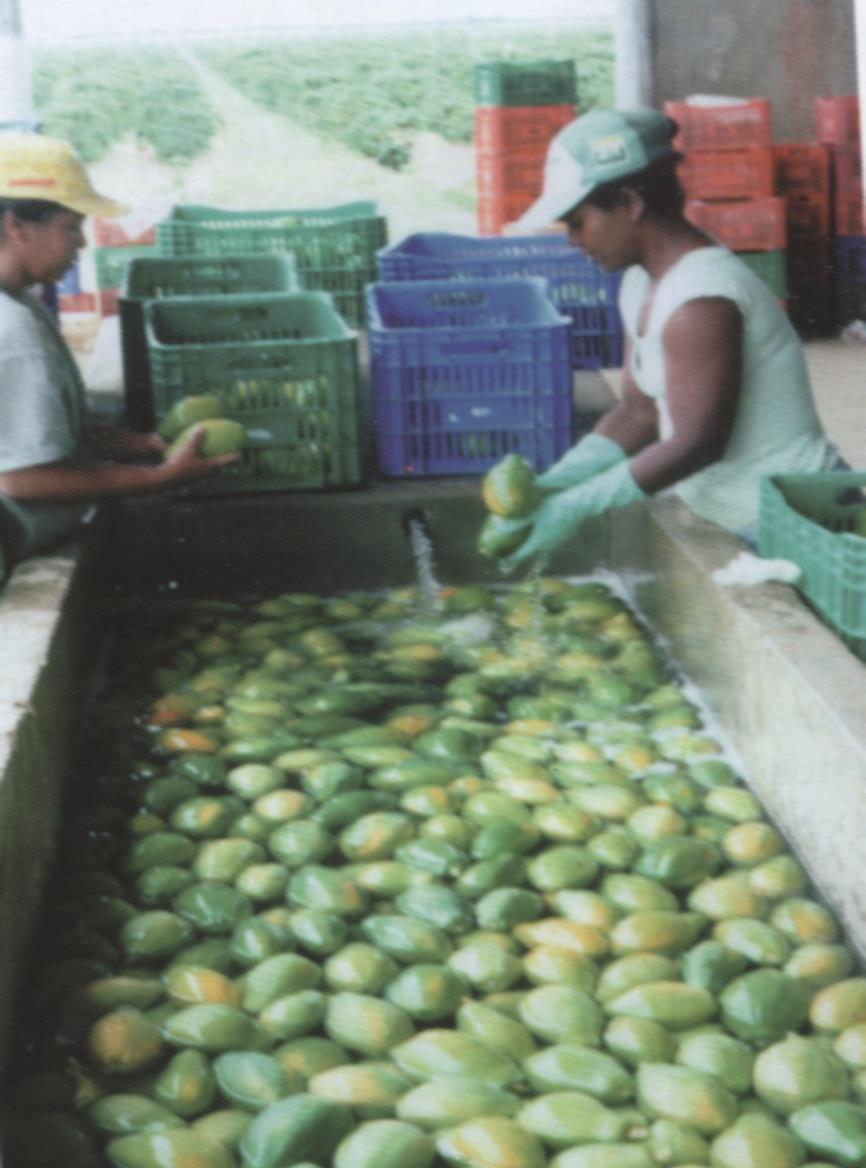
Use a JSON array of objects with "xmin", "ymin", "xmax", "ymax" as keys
[
  {"xmin": 377, "ymin": 231, "xmax": 624, "ymax": 370},
  {"xmin": 143, "ymin": 290, "xmax": 364, "ymax": 494},
  {"xmin": 816, "ymin": 96, "xmax": 866, "ymax": 329},
  {"xmin": 118, "ymin": 252, "xmax": 300, "ymax": 431},
  {"xmin": 772, "ymin": 140, "xmax": 834, "ymax": 336},
  {"xmin": 89, "ymin": 217, "xmax": 159, "ymax": 318},
  {"xmin": 668, "ymin": 98, "xmax": 788, "ymax": 299},
  {"xmin": 366, "ymin": 277, "xmax": 574, "ymax": 477},
  {"xmin": 155, "ymin": 202, "xmax": 388, "ymax": 329},
  {"xmin": 473, "ymin": 60, "xmax": 576, "ymax": 236}
]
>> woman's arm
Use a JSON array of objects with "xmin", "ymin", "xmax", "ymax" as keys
[
  {"xmin": 627, "ymin": 295, "xmax": 743, "ymax": 493},
  {"xmin": 86, "ymin": 422, "xmax": 167, "ymax": 461}
]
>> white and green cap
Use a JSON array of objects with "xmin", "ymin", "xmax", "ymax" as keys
[{"xmin": 518, "ymin": 107, "xmax": 678, "ymax": 230}]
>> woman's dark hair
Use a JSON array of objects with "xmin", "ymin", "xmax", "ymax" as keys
[
  {"xmin": 580, "ymin": 154, "xmax": 686, "ymax": 218},
  {"xmin": 0, "ymin": 197, "xmax": 70, "ymax": 224}
]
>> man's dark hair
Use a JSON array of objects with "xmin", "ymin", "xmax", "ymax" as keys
[
  {"xmin": 0, "ymin": 197, "xmax": 70, "ymax": 224},
  {"xmin": 579, "ymin": 154, "xmax": 687, "ymax": 218}
]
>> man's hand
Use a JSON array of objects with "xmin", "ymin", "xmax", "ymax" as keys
[
  {"xmin": 159, "ymin": 425, "xmax": 242, "ymax": 484},
  {"xmin": 502, "ymin": 461, "xmax": 646, "ymax": 572}
]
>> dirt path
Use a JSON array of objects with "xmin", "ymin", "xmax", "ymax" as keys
[{"xmin": 88, "ymin": 47, "xmax": 479, "ymax": 242}]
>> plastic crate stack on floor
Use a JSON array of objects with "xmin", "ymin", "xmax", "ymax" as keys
[
  {"xmin": 377, "ymin": 231, "xmax": 624, "ymax": 370},
  {"xmin": 143, "ymin": 290, "xmax": 363, "ymax": 494},
  {"xmin": 772, "ymin": 138, "xmax": 834, "ymax": 336},
  {"xmin": 118, "ymin": 252, "xmax": 300, "ymax": 431},
  {"xmin": 816, "ymin": 96, "xmax": 866, "ymax": 330},
  {"xmin": 473, "ymin": 60, "xmax": 576, "ymax": 236},
  {"xmin": 155, "ymin": 201, "xmax": 388, "ymax": 329},
  {"xmin": 87, "ymin": 215, "xmax": 160, "ymax": 319},
  {"xmin": 668, "ymin": 98, "xmax": 788, "ymax": 299},
  {"xmin": 366, "ymin": 277, "xmax": 574, "ymax": 477}
]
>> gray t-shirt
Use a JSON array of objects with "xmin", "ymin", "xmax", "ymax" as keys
[{"xmin": 0, "ymin": 288, "xmax": 92, "ymax": 559}]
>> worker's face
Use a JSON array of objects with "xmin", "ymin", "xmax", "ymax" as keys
[
  {"xmin": 561, "ymin": 197, "xmax": 640, "ymax": 272},
  {"xmin": 12, "ymin": 209, "xmax": 86, "ymax": 285}
]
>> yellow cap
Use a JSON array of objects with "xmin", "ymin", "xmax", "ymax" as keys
[{"xmin": 0, "ymin": 132, "xmax": 129, "ymax": 218}]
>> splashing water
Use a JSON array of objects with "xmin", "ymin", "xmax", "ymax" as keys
[{"xmin": 407, "ymin": 517, "xmax": 442, "ymax": 615}]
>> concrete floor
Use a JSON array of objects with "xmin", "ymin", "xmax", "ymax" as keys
[{"xmin": 804, "ymin": 338, "xmax": 866, "ymax": 467}]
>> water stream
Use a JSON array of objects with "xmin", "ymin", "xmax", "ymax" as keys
[{"xmin": 407, "ymin": 516, "xmax": 443, "ymax": 616}]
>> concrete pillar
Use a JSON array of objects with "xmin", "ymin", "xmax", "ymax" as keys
[
  {"xmin": 855, "ymin": 0, "xmax": 866, "ymax": 224},
  {"xmin": 615, "ymin": 0, "xmax": 655, "ymax": 109},
  {"xmin": 0, "ymin": 0, "xmax": 36, "ymax": 130}
]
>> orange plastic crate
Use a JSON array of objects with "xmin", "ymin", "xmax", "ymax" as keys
[
  {"xmin": 474, "ymin": 104, "xmax": 575, "ymax": 154},
  {"xmin": 815, "ymin": 95, "xmax": 860, "ymax": 147},
  {"xmin": 685, "ymin": 197, "xmax": 787, "ymax": 251},
  {"xmin": 477, "ymin": 189, "xmax": 537, "ymax": 236},
  {"xmin": 665, "ymin": 98, "xmax": 771, "ymax": 151},
  {"xmin": 678, "ymin": 147, "xmax": 774, "ymax": 201},
  {"xmin": 476, "ymin": 148, "xmax": 546, "ymax": 199}
]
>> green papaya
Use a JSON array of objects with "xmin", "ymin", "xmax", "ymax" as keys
[
  {"xmin": 158, "ymin": 394, "xmax": 224, "ymax": 441},
  {"xmin": 165, "ymin": 417, "xmax": 246, "ymax": 458},
  {"xmin": 481, "ymin": 454, "xmax": 539, "ymax": 518}
]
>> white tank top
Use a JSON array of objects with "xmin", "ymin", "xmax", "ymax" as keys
[{"xmin": 618, "ymin": 246, "xmax": 838, "ymax": 532}]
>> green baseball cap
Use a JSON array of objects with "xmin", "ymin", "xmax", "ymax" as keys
[{"xmin": 518, "ymin": 107, "xmax": 678, "ymax": 230}]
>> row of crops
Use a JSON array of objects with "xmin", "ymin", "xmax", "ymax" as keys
[{"xmin": 31, "ymin": 27, "xmax": 613, "ymax": 172}]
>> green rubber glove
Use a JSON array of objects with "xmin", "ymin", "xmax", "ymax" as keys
[
  {"xmin": 535, "ymin": 432, "xmax": 626, "ymax": 492},
  {"xmin": 502, "ymin": 460, "xmax": 646, "ymax": 571}
]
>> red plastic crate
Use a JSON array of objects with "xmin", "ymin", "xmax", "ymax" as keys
[
  {"xmin": 678, "ymin": 147, "xmax": 774, "ymax": 201},
  {"xmin": 98, "ymin": 289, "xmax": 120, "ymax": 317},
  {"xmin": 91, "ymin": 219, "xmax": 158, "ymax": 247},
  {"xmin": 685, "ymin": 197, "xmax": 787, "ymax": 251},
  {"xmin": 474, "ymin": 104, "xmax": 575, "ymax": 154},
  {"xmin": 816, "ymin": 95, "xmax": 860, "ymax": 147},
  {"xmin": 785, "ymin": 195, "xmax": 832, "ymax": 239},
  {"xmin": 476, "ymin": 148, "xmax": 546, "ymax": 199},
  {"xmin": 832, "ymin": 145, "xmax": 863, "ymax": 198},
  {"xmin": 58, "ymin": 291, "xmax": 97, "ymax": 315},
  {"xmin": 835, "ymin": 195, "xmax": 866, "ymax": 236},
  {"xmin": 773, "ymin": 142, "xmax": 831, "ymax": 199},
  {"xmin": 665, "ymin": 99, "xmax": 771, "ymax": 151},
  {"xmin": 477, "ymin": 189, "xmax": 537, "ymax": 236}
]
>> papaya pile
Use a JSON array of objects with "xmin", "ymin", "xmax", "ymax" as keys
[
  {"xmin": 159, "ymin": 394, "xmax": 247, "ymax": 459},
  {"xmin": 5, "ymin": 577, "xmax": 866, "ymax": 1168}
]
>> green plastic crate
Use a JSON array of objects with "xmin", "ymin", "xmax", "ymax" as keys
[
  {"xmin": 759, "ymin": 470, "xmax": 866, "ymax": 658},
  {"xmin": 155, "ymin": 202, "xmax": 388, "ymax": 327},
  {"xmin": 738, "ymin": 248, "xmax": 788, "ymax": 300},
  {"xmin": 93, "ymin": 243, "xmax": 158, "ymax": 290},
  {"xmin": 473, "ymin": 60, "xmax": 577, "ymax": 108},
  {"xmin": 144, "ymin": 291, "xmax": 363, "ymax": 494},
  {"xmin": 119, "ymin": 254, "xmax": 300, "ymax": 431}
]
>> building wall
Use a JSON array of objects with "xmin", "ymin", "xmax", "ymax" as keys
[{"xmin": 650, "ymin": 0, "xmax": 857, "ymax": 142}]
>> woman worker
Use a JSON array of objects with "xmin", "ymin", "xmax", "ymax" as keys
[
  {"xmin": 0, "ymin": 132, "xmax": 238, "ymax": 567},
  {"xmin": 502, "ymin": 107, "xmax": 841, "ymax": 569}
]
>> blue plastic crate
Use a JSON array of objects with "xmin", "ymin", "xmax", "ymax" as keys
[
  {"xmin": 835, "ymin": 235, "xmax": 866, "ymax": 283},
  {"xmin": 377, "ymin": 232, "xmax": 624, "ymax": 369},
  {"xmin": 367, "ymin": 277, "xmax": 574, "ymax": 477}
]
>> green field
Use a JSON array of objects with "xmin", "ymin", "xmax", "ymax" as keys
[{"xmin": 33, "ymin": 27, "xmax": 613, "ymax": 174}]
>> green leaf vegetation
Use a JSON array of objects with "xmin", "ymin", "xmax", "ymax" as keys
[
  {"xmin": 30, "ymin": 28, "xmax": 613, "ymax": 173},
  {"xmin": 32, "ymin": 47, "xmax": 222, "ymax": 165},
  {"xmin": 202, "ymin": 27, "xmax": 613, "ymax": 170}
]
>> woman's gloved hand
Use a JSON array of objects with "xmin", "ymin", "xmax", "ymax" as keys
[
  {"xmin": 502, "ymin": 460, "xmax": 646, "ymax": 571},
  {"xmin": 535, "ymin": 432, "xmax": 626, "ymax": 492}
]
